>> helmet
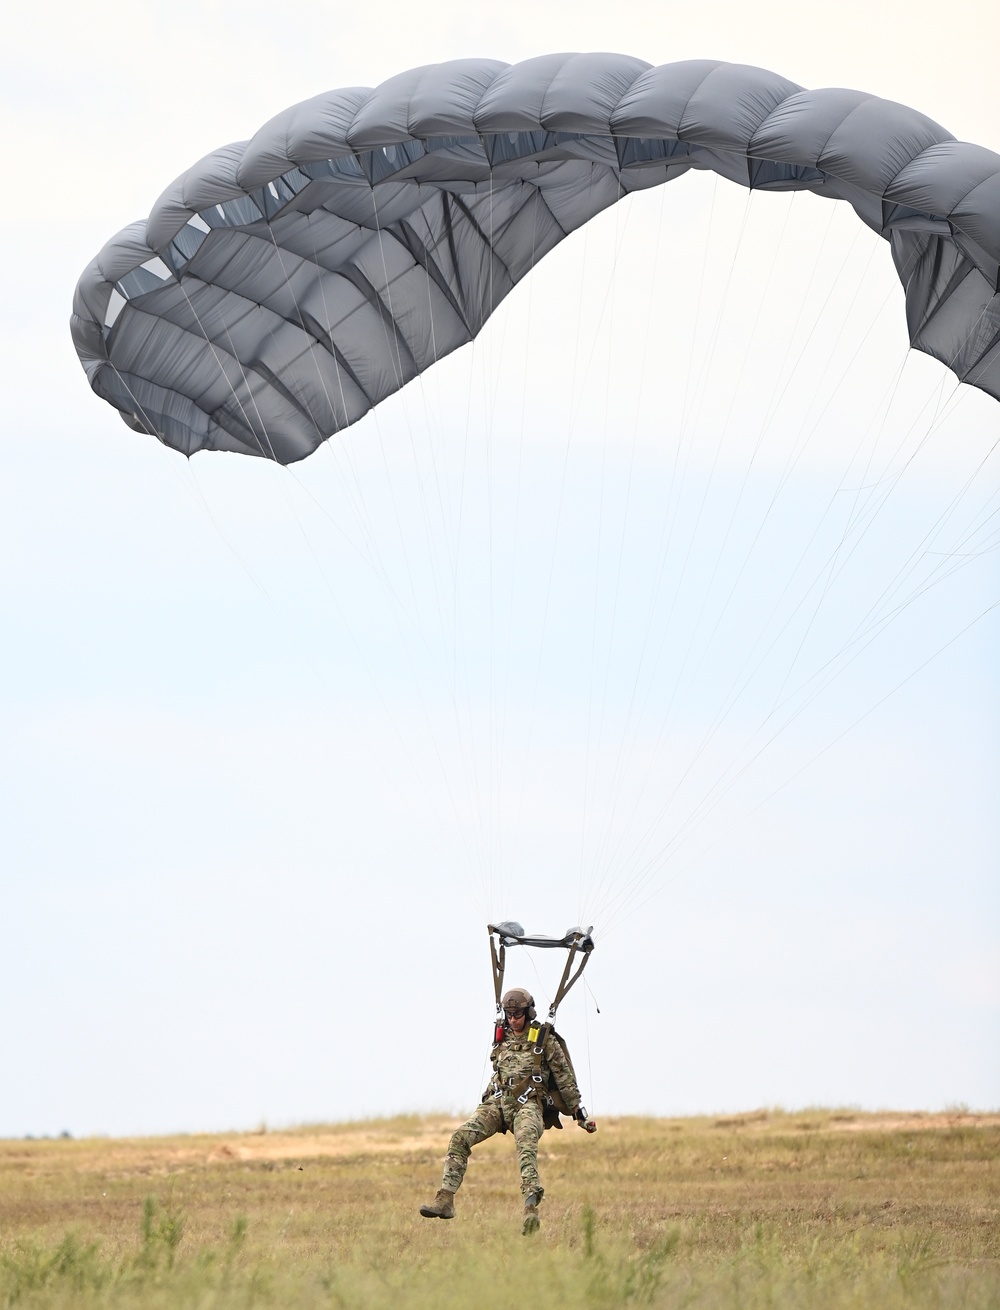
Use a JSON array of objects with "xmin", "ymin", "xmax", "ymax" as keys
[{"xmin": 501, "ymin": 988, "xmax": 536, "ymax": 1021}]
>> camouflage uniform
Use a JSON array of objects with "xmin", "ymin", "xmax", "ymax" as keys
[{"xmin": 441, "ymin": 1026, "xmax": 581, "ymax": 1198}]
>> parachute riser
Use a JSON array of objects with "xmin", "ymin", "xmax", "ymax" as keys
[
  {"xmin": 489, "ymin": 932, "xmax": 507, "ymax": 1038},
  {"xmin": 487, "ymin": 922, "xmax": 595, "ymax": 1026},
  {"xmin": 548, "ymin": 935, "xmax": 592, "ymax": 1020}
]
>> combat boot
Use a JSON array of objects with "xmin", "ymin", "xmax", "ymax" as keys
[
  {"xmin": 419, "ymin": 1188, "xmax": 455, "ymax": 1219},
  {"xmin": 521, "ymin": 1189, "xmax": 542, "ymax": 1235}
]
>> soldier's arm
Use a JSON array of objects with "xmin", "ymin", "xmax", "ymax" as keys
[{"xmin": 543, "ymin": 1033, "xmax": 581, "ymax": 1111}]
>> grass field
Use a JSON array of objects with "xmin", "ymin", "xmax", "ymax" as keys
[{"xmin": 2, "ymin": 1109, "xmax": 997, "ymax": 1308}]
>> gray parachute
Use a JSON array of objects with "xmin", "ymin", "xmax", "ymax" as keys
[{"xmin": 71, "ymin": 54, "xmax": 1000, "ymax": 464}]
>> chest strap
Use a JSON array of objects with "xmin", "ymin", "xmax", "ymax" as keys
[{"xmin": 510, "ymin": 1023, "xmax": 548, "ymax": 1104}]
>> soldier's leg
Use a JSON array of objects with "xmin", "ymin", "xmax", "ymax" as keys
[
  {"xmin": 511, "ymin": 1102, "xmax": 544, "ymax": 1198},
  {"xmin": 441, "ymin": 1100, "xmax": 503, "ymax": 1193}
]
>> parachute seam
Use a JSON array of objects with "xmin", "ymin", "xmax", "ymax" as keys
[
  {"xmin": 673, "ymin": 64, "xmax": 799, "ymax": 149},
  {"xmin": 880, "ymin": 147, "xmax": 962, "ymax": 208},
  {"xmin": 338, "ymin": 257, "xmax": 421, "ymax": 379},
  {"xmin": 397, "ymin": 209, "xmax": 476, "ymax": 337},
  {"xmin": 104, "ymin": 363, "xmax": 177, "ymax": 451},
  {"xmin": 673, "ymin": 67, "xmax": 722, "ymax": 141},
  {"xmin": 409, "ymin": 59, "xmax": 508, "ymax": 136},
  {"xmin": 167, "ymin": 267, "xmax": 377, "ymax": 411},
  {"xmin": 941, "ymin": 166, "xmax": 1000, "ymax": 236},
  {"xmin": 261, "ymin": 217, "xmax": 372, "ymax": 445},
  {"xmin": 448, "ymin": 192, "xmax": 518, "ymax": 292},
  {"xmin": 105, "ymin": 303, "xmax": 278, "ymax": 459},
  {"xmin": 174, "ymin": 279, "xmax": 282, "ymax": 462},
  {"xmin": 159, "ymin": 221, "xmax": 382, "ymax": 395},
  {"xmin": 104, "ymin": 365, "xmax": 258, "ymax": 460},
  {"xmin": 812, "ymin": 97, "xmax": 949, "ymax": 190},
  {"xmin": 527, "ymin": 187, "xmax": 570, "ymax": 244},
  {"xmin": 607, "ymin": 62, "xmax": 661, "ymax": 124},
  {"xmin": 236, "ymin": 226, "xmax": 414, "ymax": 405}
]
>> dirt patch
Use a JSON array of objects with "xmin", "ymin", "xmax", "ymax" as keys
[
  {"xmin": 705, "ymin": 1110, "xmax": 1000, "ymax": 1135},
  {"xmin": 203, "ymin": 1120, "xmax": 461, "ymax": 1165},
  {"xmin": 826, "ymin": 1112, "xmax": 1000, "ymax": 1133}
]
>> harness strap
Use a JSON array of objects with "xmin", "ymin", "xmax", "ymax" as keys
[
  {"xmin": 548, "ymin": 934, "xmax": 592, "ymax": 1019},
  {"xmin": 506, "ymin": 1022, "xmax": 548, "ymax": 1103},
  {"xmin": 489, "ymin": 933, "xmax": 505, "ymax": 1008}
]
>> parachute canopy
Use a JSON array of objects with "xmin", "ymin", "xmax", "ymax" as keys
[{"xmin": 72, "ymin": 54, "xmax": 1000, "ymax": 463}]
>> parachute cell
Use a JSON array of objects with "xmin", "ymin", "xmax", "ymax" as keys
[{"xmin": 71, "ymin": 55, "xmax": 1000, "ymax": 462}]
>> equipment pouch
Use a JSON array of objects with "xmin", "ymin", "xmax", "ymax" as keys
[{"xmin": 541, "ymin": 1096, "xmax": 563, "ymax": 1131}]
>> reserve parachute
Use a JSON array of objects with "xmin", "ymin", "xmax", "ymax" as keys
[{"xmin": 71, "ymin": 54, "xmax": 1000, "ymax": 460}]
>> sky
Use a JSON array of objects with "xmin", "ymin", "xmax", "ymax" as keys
[{"xmin": 1, "ymin": 0, "xmax": 998, "ymax": 1139}]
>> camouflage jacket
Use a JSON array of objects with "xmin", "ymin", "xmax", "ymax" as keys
[{"xmin": 488, "ymin": 1024, "xmax": 581, "ymax": 1112}]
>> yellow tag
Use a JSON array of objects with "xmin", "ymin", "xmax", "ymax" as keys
[{"xmin": 527, "ymin": 1025, "xmax": 540, "ymax": 1043}]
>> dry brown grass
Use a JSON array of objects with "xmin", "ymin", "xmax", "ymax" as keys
[{"xmin": 2, "ymin": 1110, "xmax": 998, "ymax": 1307}]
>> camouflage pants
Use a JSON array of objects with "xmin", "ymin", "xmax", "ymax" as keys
[{"xmin": 441, "ymin": 1097, "xmax": 544, "ymax": 1197}]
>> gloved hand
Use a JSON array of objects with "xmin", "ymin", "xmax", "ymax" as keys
[{"xmin": 574, "ymin": 1106, "xmax": 598, "ymax": 1133}]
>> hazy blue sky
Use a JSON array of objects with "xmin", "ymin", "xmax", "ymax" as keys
[{"xmin": 2, "ymin": 0, "xmax": 997, "ymax": 1138}]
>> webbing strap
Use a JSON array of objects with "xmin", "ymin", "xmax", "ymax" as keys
[
  {"xmin": 489, "ymin": 932, "xmax": 506, "ymax": 1009},
  {"xmin": 511, "ymin": 1025, "xmax": 547, "ymax": 1104},
  {"xmin": 487, "ymin": 922, "xmax": 595, "ymax": 1022},
  {"xmin": 548, "ymin": 933, "xmax": 593, "ymax": 1019},
  {"xmin": 531, "ymin": 1022, "xmax": 547, "ymax": 1080}
]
